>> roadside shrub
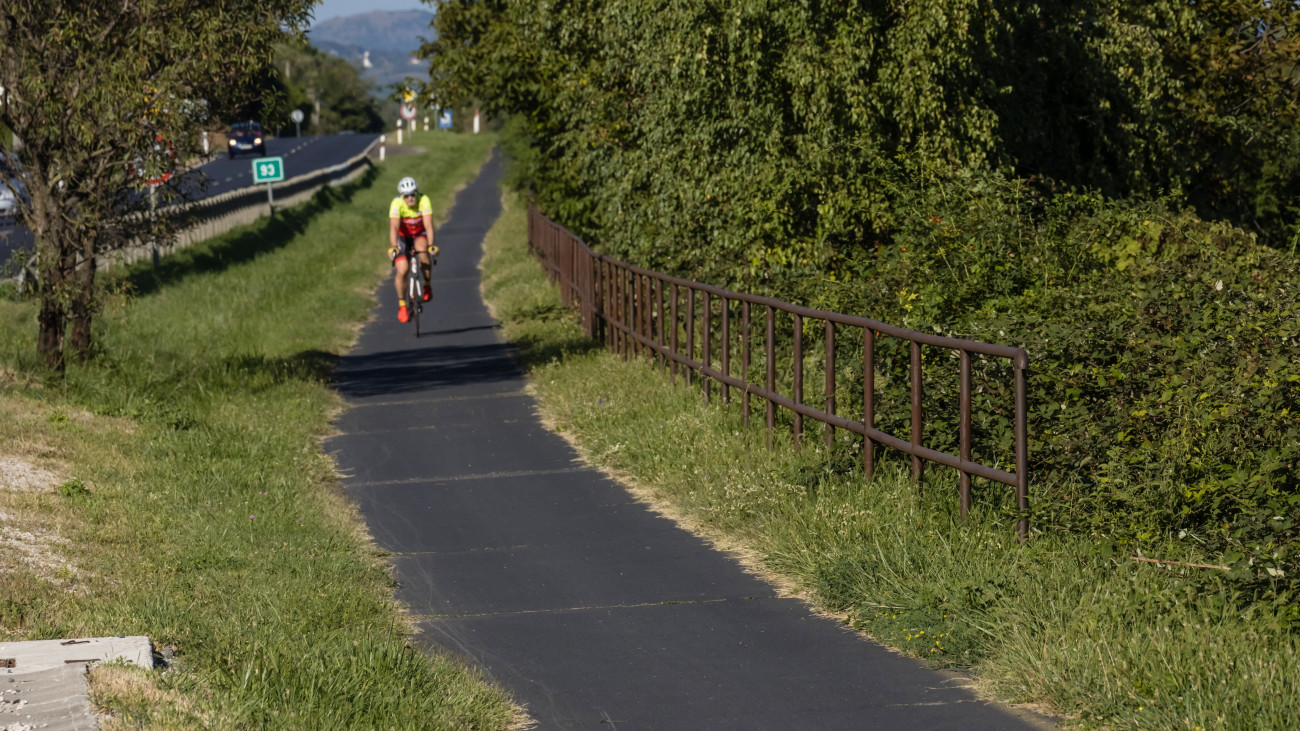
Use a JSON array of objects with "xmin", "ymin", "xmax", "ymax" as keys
[
  {"xmin": 783, "ymin": 165, "xmax": 1300, "ymax": 603},
  {"xmin": 426, "ymin": 0, "xmax": 1300, "ymax": 606}
]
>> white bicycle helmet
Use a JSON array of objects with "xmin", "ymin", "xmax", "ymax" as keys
[{"xmin": 397, "ymin": 177, "xmax": 418, "ymax": 195}]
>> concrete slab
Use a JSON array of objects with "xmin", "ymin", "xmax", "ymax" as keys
[
  {"xmin": 0, "ymin": 636, "xmax": 153, "ymax": 675},
  {"xmin": 0, "ymin": 636, "xmax": 153, "ymax": 731},
  {"xmin": 1, "ymin": 665, "xmax": 96, "ymax": 731}
]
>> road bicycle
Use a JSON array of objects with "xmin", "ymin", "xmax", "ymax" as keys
[{"xmin": 397, "ymin": 242, "xmax": 437, "ymax": 337}]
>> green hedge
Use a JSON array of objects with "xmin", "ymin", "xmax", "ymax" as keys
[
  {"xmin": 785, "ymin": 164, "xmax": 1299, "ymax": 605},
  {"xmin": 423, "ymin": 0, "xmax": 1300, "ymax": 606}
]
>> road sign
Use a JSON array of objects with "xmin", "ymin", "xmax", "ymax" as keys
[
  {"xmin": 400, "ymin": 104, "xmax": 417, "ymax": 120},
  {"xmin": 252, "ymin": 156, "xmax": 284, "ymax": 184},
  {"xmin": 438, "ymin": 110, "xmax": 453, "ymax": 129},
  {"xmin": 289, "ymin": 109, "xmax": 304, "ymax": 124}
]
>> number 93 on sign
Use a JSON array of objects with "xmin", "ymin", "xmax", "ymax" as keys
[{"xmin": 252, "ymin": 156, "xmax": 284, "ymax": 184}]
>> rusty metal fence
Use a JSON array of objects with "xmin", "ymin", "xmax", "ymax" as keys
[{"xmin": 528, "ymin": 207, "xmax": 1031, "ymax": 540}]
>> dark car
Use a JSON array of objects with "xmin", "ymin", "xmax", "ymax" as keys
[{"xmin": 227, "ymin": 121, "xmax": 266, "ymax": 159}]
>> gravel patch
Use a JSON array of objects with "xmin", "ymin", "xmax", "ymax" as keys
[{"xmin": 0, "ymin": 458, "xmax": 63, "ymax": 493}]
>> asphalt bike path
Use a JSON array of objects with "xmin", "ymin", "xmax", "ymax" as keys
[{"xmin": 327, "ymin": 152, "xmax": 1050, "ymax": 730}]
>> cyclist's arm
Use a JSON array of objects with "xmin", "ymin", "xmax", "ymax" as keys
[
  {"xmin": 388, "ymin": 198, "xmax": 403, "ymax": 249},
  {"xmin": 419, "ymin": 197, "xmax": 435, "ymax": 249},
  {"xmin": 422, "ymin": 212, "xmax": 435, "ymax": 248}
]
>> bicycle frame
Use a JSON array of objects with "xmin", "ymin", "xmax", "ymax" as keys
[{"xmin": 404, "ymin": 250, "xmax": 424, "ymax": 337}]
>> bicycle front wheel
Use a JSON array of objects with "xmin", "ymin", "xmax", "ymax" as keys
[{"xmin": 408, "ymin": 269, "xmax": 422, "ymax": 338}]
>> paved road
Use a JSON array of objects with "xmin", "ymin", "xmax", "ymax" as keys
[
  {"xmin": 327, "ymin": 152, "xmax": 1051, "ymax": 730},
  {"xmin": 0, "ymin": 133, "xmax": 378, "ymax": 267},
  {"xmin": 200, "ymin": 133, "xmax": 378, "ymax": 196}
]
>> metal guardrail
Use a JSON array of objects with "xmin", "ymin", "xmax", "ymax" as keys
[
  {"xmin": 110, "ymin": 137, "xmax": 381, "ymax": 268},
  {"xmin": 8, "ymin": 138, "xmax": 381, "ymax": 286},
  {"xmin": 528, "ymin": 207, "xmax": 1032, "ymax": 540}
]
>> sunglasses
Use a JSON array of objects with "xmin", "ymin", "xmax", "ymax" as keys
[{"xmin": 403, "ymin": 193, "xmax": 418, "ymax": 199}]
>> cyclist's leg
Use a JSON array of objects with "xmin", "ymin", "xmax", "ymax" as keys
[
  {"xmin": 414, "ymin": 235, "xmax": 432, "ymax": 273},
  {"xmin": 394, "ymin": 235, "xmax": 415, "ymax": 320},
  {"xmin": 394, "ymin": 254, "xmax": 409, "ymax": 301}
]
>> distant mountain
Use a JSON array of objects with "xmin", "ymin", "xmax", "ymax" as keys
[
  {"xmin": 310, "ymin": 9, "xmax": 434, "ymax": 55},
  {"xmin": 309, "ymin": 10, "xmax": 436, "ymax": 95}
]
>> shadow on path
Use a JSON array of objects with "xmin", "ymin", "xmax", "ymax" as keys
[{"xmin": 333, "ymin": 342, "xmax": 521, "ymax": 400}]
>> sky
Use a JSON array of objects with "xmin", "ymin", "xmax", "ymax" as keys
[{"xmin": 310, "ymin": 0, "xmax": 430, "ymax": 25}]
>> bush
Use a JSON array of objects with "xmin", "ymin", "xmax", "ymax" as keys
[
  {"xmin": 426, "ymin": 0, "xmax": 1300, "ymax": 605},
  {"xmin": 784, "ymin": 165, "xmax": 1300, "ymax": 604}
]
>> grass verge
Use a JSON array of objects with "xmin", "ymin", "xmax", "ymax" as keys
[
  {"xmin": 481, "ymin": 189, "xmax": 1300, "ymax": 731},
  {"xmin": 0, "ymin": 135, "xmax": 519, "ymax": 729}
]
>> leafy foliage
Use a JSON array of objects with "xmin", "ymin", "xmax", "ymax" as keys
[
  {"xmin": 424, "ymin": 0, "xmax": 1300, "ymax": 255},
  {"xmin": 0, "ymin": 0, "xmax": 314, "ymax": 370},
  {"xmin": 424, "ymin": 0, "xmax": 1300, "ymax": 601},
  {"xmin": 792, "ymin": 166, "xmax": 1300, "ymax": 604},
  {"xmin": 272, "ymin": 43, "xmax": 387, "ymax": 135}
]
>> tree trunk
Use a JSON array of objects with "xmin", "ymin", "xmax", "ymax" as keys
[
  {"xmin": 33, "ymin": 207, "xmax": 72, "ymax": 373},
  {"xmin": 68, "ymin": 248, "xmax": 97, "ymax": 360},
  {"xmin": 36, "ymin": 278, "xmax": 66, "ymax": 373}
]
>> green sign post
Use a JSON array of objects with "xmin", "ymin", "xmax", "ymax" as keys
[{"xmin": 252, "ymin": 156, "xmax": 284, "ymax": 212}]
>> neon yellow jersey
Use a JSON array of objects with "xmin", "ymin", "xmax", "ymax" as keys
[{"xmin": 390, "ymin": 194, "xmax": 433, "ymax": 238}]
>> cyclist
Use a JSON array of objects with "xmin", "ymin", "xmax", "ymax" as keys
[{"xmin": 388, "ymin": 176, "xmax": 438, "ymax": 322}]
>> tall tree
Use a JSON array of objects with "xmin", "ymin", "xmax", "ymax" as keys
[
  {"xmin": 273, "ymin": 43, "xmax": 386, "ymax": 135},
  {"xmin": 0, "ymin": 0, "xmax": 315, "ymax": 371},
  {"xmin": 420, "ymin": 0, "xmax": 1300, "ymax": 257}
]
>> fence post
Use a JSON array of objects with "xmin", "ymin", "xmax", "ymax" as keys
[
  {"xmin": 627, "ymin": 270, "xmax": 635, "ymax": 360},
  {"xmin": 670, "ymin": 283, "xmax": 679, "ymax": 383},
  {"xmin": 793, "ymin": 312, "xmax": 803, "ymax": 447},
  {"xmin": 959, "ymin": 350, "xmax": 972, "ymax": 522},
  {"xmin": 703, "ymin": 291, "xmax": 711, "ymax": 404},
  {"xmin": 721, "ymin": 297, "xmax": 730, "ymax": 403},
  {"xmin": 766, "ymin": 306, "xmax": 775, "ymax": 451},
  {"xmin": 644, "ymin": 273, "xmax": 655, "ymax": 358},
  {"xmin": 686, "ymin": 289, "xmax": 695, "ymax": 386},
  {"xmin": 825, "ymin": 321, "xmax": 835, "ymax": 449},
  {"xmin": 1016, "ymin": 359, "xmax": 1030, "ymax": 542},
  {"xmin": 619, "ymin": 268, "xmax": 628, "ymax": 361},
  {"xmin": 864, "ymin": 328, "xmax": 875, "ymax": 479},
  {"xmin": 606, "ymin": 262, "xmax": 615, "ymax": 353},
  {"xmin": 742, "ymin": 302, "xmax": 751, "ymax": 428},
  {"xmin": 911, "ymin": 341, "xmax": 924, "ymax": 488},
  {"xmin": 657, "ymin": 278, "xmax": 665, "ymax": 373}
]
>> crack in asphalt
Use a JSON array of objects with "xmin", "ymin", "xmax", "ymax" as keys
[
  {"xmin": 340, "ymin": 390, "xmax": 530, "ymax": 409},
  {"xmin": 417, "ymin": 596, "xmax": 764, "ymax": 621},
  {"xmin": 344, "ymin": 466, "xmax": 587, "ymax": 490}
]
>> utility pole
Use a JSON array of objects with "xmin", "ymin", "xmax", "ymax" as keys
[{"xmin": 306, "ymin": 87, "xmax": 321, "ymax": 135}]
